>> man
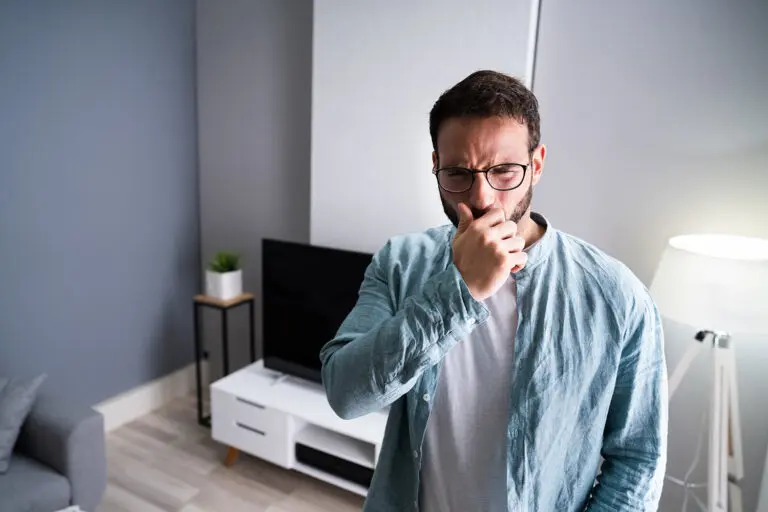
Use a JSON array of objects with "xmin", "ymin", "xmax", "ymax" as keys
[{"xmin": 320, "ymin": 70, "xmax": 667, "ymax": 511}]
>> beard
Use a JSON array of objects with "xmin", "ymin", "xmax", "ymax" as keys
[{"xmin": 442, "ymin": 180, "xmax": 533, "ymax": 228}]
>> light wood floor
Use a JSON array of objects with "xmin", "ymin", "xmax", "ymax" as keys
[{"xmin": 96, "ymin": 396, "xmax": 364, "ymax": 512}]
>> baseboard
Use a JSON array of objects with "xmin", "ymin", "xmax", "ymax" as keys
[{"xmin": 95, "ymin": 361, "xmax": 205, "ymax": 432}]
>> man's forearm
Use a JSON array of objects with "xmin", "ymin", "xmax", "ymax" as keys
[
  {"xmin": 586, "ymin": 290, "xmax": 668, "ymax": 511},
  {"xmin": 321, "ymin": 263, "xmax": 487, "ymax": 419},
  {"xmin": 586, "ymin": 451, "xmax": 666, "ymax": 511}
]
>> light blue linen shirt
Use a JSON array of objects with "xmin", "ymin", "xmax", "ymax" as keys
[{"xmin": 320, "ymin": 213, "xmax": 668, "ymax": 511}]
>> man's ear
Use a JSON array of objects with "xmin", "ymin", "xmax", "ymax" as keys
[
  {"xmin": 531, "ymin": 144, "xmax": 546, "ymax": 186},
  {"xmin": 432, "ymin": 151, "xmax": 438, "ymax": 170}
]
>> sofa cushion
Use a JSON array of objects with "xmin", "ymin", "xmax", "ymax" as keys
[
  {"xmin": 0, "ymin": 453, "xmax": 71, "ymax": 512},
  {"xmin": 0, "ymin": 374, "xmax": 46, "ymax": 473}
]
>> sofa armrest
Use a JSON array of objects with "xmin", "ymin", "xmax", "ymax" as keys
[{"xmin": 15, "ymin": 392, "xmax": 107, "ymax": 512}]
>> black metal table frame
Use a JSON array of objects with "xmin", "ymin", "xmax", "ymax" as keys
[{"xmin": 193, "ymin": 297, "xmax": 256, "ymax": 427}]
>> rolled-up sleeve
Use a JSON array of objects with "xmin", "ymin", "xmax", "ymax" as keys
[
  {"xmin": 320, "ymin": 241, "xmax": 489, "ymax": 420},
  {"xmin": 587, "ymin": 294, "xmax": 668, "ymax": 511}
]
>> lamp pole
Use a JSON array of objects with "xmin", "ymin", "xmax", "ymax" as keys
[{"xmin": 670, "ymin": 330, "xmax": 744, "ymax": 512}]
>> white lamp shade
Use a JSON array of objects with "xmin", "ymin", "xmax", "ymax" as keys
[{"xmin": 649, "ymin": 234, "xmax": 768, "ymax": 334}]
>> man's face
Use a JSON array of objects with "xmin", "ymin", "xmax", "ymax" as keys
[{"xmin": 433, "ymin": 116, "xmax": 545, "ymax": 227}]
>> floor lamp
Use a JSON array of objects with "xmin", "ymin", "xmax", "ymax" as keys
[{"xmin": 650, "ymin": 233, "xmax": 768, "ymax": 512}]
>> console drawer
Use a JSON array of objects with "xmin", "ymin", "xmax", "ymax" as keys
[
  {"xmin": 211, "ymin": 388, "xmax": 292, "ymax": 467},
  {"xmin": 215, "ymin": 414, "xmax": 291, "ymax": 467},
  {"xmin": 214, "ymin": 388, "xmax": 285, "ymax": 433},
  {"xmin": 231, "ymin": 395, "xmax": 287, "ymax": 433}
]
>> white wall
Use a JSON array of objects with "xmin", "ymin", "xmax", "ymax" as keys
[
  {"xmin": 311, "ymin": 0, "xmax": 536, "ymax": 252},
  {"xmin": 533, "ymin": 0, "xmax": 768, "ymax": 509}
]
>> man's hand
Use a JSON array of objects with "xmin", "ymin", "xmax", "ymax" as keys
[{"xmin": 452, "ymin": 203, "xmax": 527, "ymax": 301}]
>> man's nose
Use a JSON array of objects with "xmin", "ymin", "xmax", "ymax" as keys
[{"xmin": 468, "ymin": 173, "xmax": 496, "ymax": 211}]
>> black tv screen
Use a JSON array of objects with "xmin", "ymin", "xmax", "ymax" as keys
[{"xmin": 262, "ymin": 238, "xmax": 373, "ymax": 383}]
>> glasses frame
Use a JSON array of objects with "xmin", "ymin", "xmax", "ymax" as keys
[{"xmin": 432, "ymin": 162, "xmax": 529, "ymax": 193}]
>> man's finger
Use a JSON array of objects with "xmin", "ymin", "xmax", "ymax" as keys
[
  {"xmin": 473, "ymin": 207, "xmax": 507, "ymax": 229},
  {"xmin": 508, "ymin": 251, "xmax": 528, "ymax": 273},
  {"xmin": 502, "ymin": 235, "xmax": 526, "ymax": 253},
  {"xmin": 491, "ymin": 220, "xmax": 518, "ymax": 240}
]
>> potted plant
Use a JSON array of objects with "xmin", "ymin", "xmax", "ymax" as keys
[{"xmin": 205, "ymin": 251, "xmax": 242, "ymax": 301}]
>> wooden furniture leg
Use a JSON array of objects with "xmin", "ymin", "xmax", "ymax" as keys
[{"xmin": 224, "ymin": 446, "xmax": 239, "ymax": 467}]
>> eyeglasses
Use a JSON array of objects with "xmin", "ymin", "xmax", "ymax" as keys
[{"xmin": 432, "ymin": 162, "xmax": 529, "ymax": 193}]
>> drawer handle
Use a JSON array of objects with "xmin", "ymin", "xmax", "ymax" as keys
[
  {"xmin": 236, "ymin": 422, "xmax": 266, "ymax": 436},
  {"xmin": 236, "ymin": 397, "xmax": 265, "ymax": 409}
]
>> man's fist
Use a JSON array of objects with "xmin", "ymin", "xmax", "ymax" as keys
[{"xmin": 452, "ymin": 203, "xmax": 527, "ymax": 301}]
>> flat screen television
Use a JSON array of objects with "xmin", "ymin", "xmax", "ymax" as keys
[{"xmin": 262, "ymin": 238, "xmax": 373, "ymax": 383}]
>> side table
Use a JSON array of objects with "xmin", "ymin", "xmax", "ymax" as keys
[{"xmin": 193, "ymin": 292, "xmax": 255, "ymax": 426}]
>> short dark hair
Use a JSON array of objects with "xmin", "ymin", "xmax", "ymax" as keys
[{"xmin": 429, "ymin": 70, "xmax": 541, "ymax": 154}]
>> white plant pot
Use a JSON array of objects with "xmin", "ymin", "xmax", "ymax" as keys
[{"xmin": 205, "ymin": 269, "xmax": 242, "ymax": 301}]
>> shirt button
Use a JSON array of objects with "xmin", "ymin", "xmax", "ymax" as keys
[
  {"xmin": 422, "ymin": 393, "xmax": 429, "ymax": 402},
  {"xmin": 413, "ymin": 450, "xmax": 419, "ymax": 459},
  {"xmin": 468, "ymin": 318, "xmax": 476, "ymax": 325}
]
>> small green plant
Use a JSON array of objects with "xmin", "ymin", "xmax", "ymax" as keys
[{"xmin": 208, "ymin": 251, "xmax": 241, "ymax": 273}]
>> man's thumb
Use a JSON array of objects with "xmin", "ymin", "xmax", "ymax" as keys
[{"xmin": 456, "ymin": 203, "xmax": 472, "ymax": 233}]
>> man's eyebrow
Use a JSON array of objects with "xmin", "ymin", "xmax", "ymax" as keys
[{"xmin": 439, "ymin": 159, "xmax": 526, "ymax": 169}]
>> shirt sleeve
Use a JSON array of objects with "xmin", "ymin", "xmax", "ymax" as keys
[
  {"xmin": 319, "ymin": 240, "xmax": 489, "ymax": 419},
  {"xmin": 586, "ymin": 291, "xmax": 669, "ymax": 511}
]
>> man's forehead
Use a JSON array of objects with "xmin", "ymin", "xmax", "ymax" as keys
[{"xmin": 437, "ymin": 116, "xmax": 529, "ymax": 162}]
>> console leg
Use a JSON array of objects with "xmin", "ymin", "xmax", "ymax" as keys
[{"xmin": 224, "ymin": 447, "xmax": 239, "ymax": 467}]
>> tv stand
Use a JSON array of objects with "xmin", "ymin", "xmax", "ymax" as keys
[
  {"xmin": 269, "ymin": 373, "xmax": 290, "ymax": 386},
  {"xmin": 210, "ymin": 360, "xmax": 387, "ymax": 496}
]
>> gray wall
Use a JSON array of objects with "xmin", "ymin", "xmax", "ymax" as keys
[
  {"xmin": 0, "ymin": 0, "xmax": 200, "ymax": 405},
  {"xmin": 195, "ymin": 0, "xmax": 312, "ymax": 376},
  {"xmin": 533, "ymin": 0, "xmax": 768, "ymax": 509}
]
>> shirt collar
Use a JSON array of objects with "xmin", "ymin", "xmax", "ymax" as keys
[{"xmin": 519, "ymin": 212, "xmax": 555, "ymax": 274}]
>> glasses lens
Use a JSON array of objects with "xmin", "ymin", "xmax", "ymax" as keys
[
  {"xmin": 488, "ymin": 164, "xmax": 525, "ymax": 190},
  {"xmin": 438, "ymin": 168, "xmax": 472, "ymax": 192}
]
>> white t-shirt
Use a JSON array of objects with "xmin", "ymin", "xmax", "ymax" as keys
[{"xmin": 419, "ymin": 274, "xmax": 518, "ymax": 512}]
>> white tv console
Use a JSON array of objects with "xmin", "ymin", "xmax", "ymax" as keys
[{"xmin": 211, "ymin": 360, "xmax": 388, "ymax": 496}]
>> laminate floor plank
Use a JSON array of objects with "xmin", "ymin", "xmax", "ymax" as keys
[{"xmin": 97, "ymin": 396, "xmax": 366, "ymax": 512}]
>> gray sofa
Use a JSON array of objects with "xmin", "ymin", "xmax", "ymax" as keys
[{"xmin": 0, "ymin": 392, "xmax": 107, "ymax": 512}]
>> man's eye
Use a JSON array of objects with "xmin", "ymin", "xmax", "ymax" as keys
[{"xmin": 490, "ymin": 165, "xmax": 519, "ymax": 175}]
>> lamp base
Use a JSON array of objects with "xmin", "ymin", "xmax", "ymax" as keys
[{"xmin": 667, "ymin": 330, "xmax": 743, "ymax": 512}]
